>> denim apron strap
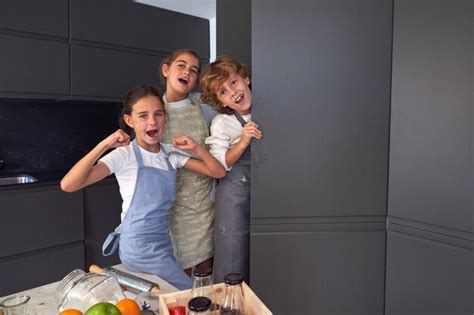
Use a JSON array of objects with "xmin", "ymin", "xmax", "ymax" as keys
[{"xmin": 102, "ymin": 229, "xmax": 120, "ymax": 256}]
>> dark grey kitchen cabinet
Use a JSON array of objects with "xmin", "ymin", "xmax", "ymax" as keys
[
  {"xmin": 0, "ymin": 244, "xmax": 84, "ymax": 296},
  {"xmin": 69, "ymin": 0, "xmax": 209, "ymax": 57},
  {"xmin": 0, "ymin": 185, "xmax": 83, "ymax": 258},
  {"xmin": 69, "ymin": 44, "xmax": 162, "ymax": 101},
  {"xmin": 84, "ymin": 178, "xmax": 122, "ymax": 269},
  {"xmin": 0, "ymin": 185, "xmax": 84, "ymax": 296},
  {"xmin": 0, "ymin": 34, "xmax": 70, "ymax": 99},
  {"xmin": 246, "ymin": 0, "xmax": 393, "ymax": 313},
  {"xmin": 68, "ymin": 0, "xmax": 210, "ymax": 101},
  {"xmin": 0, "ymin": 0, "xmax": 69, "ymax": 99},
  {"xmin": 0, "ymin": 0, "xmax": 68, "ymax": 37}
]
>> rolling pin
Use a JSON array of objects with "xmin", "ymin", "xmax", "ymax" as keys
[{"xmin": 89, "ymin": 264, "xmax": 160, "ymax": 294}]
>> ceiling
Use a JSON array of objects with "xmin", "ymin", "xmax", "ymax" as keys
[{"xmin": 134, "ymin": 0, "xmax": 216, "ymax": 20}]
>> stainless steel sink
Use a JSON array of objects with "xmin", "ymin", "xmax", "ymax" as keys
[{"xmin": 0, "ymin": 174, "xmax": 38, "ymax": 186}]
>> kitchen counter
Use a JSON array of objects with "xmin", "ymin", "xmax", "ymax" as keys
[
  {"xmin": 0, "ymin": 264, "xmax": 178, "ymax": 314},
  {"xmin": 0, "ymin": 170, "xmax": 117, "ymax": 191}
]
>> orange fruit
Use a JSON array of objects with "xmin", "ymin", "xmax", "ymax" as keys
[
  {"xmin": 59, "ymin": 310, "xmax": 83, "ymax": 315},
  {"xmin": 116, "ymin": 298, "xmax": 141, "ymax": 315}
]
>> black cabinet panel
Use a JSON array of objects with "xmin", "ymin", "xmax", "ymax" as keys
[
  {"xmin": 0, "ymin": 0, "xmax": 68, "ymax": 37},
  {"xmin": 84, "ymin": 179, "xmax": 122, "ymax": 268},
  {"xmin": 251, "ymin": 229, "xmax": 386, "ymax": 315},
  {"xmin": 70, "ymin": 44, "xmax": 162, "ymax": 101},
  {"xmin": 386, "ymin": 231, "xmax": 473, "ymax": 315},
  {"xmin": 0, "ymin": 186, "xmax": 83, "ymax": 258},
  {"xmin": 0, "ymin": 244, "xmax": 84, "ymax": 296},
  {"xmin": 251, "ymin": 0, "xmax": 392, "ymax": 218},
  {"xmin": 70, "ymin": 0, "xmax": 209, "ymax": 57},
  {"xmin": 389, "ymin": 0, "xmax": 473, "ymax": 233},
  {"xmin": 0, "ymin": 34, "xmax": 69, "ymax": 98}
]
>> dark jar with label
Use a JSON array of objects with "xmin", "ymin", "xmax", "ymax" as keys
[{"xmin": 220, "ymin": 273, "xmax": 245, "ymax": 315}]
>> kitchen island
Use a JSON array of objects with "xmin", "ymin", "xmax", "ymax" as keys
[{"xmin": 0, "ymin": 264, "xmax": 178, "ymax": 314}]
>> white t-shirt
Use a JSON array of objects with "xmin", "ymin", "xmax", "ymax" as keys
[
  {"xmin": 99, "ymin": 142, "xmax": 190, "ymax": 221},
  {"xmin": 205, "ymin": 113, "xmax": 251, "ymax": 171}
]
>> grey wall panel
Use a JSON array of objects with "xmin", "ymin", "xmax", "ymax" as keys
[
  {"xmin": 0, "ymin": 244, "xmax": 84, "ymax": 296},
  {"xmin": 251, "ymin": 0, "xmax": 392, "ymax": 218},
  {"xmin": 389, "ymin": 0, "xmax": 473, "ymax": 233},
  {"xmin": 0, "ymin": 0, "xmax": 68, "ymax": 38},
  {"xmin": 217, "ymin": 0, "xmax": 251, "ymax": 67},
  {"xmin": 251, "ymin": 228, "xmax": 386, "ymax": 315},
  {"xmin": 0, "ymin": 187, "xmax": 83, "ymax": 258},
  {"xmin": 70, "ymin": 44, "xmax": 163, "ymax": 101},
  {"xmin": 0, "ymin": 34, "xmax": 69, "ymax": 97},
  {"xmin": 385, "ymin": 231, "xmax": 473, "ymax": 315},
  {"xmin": 70, "ymin": 0, "xmax": 209, "ymax": 58}
]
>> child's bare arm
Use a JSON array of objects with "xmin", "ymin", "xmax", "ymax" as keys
[
  {"xmin": 225, "ymin": 120, "xmax": 262, "ymax": 168},
  {"xmin": 173, "ymin": 135, "xmax": 226, "ymax": 178},
  {"xmin": 60, "ymin": 129, "xmax": 130, "ymax": 192}
]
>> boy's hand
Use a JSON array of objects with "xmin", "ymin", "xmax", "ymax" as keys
[
  {"xmin": 102, "ymin": 129, "xmax": 131, "ymax": 149},
  {"xmin": 172, "ymin": 134, "xmax": 198, "ymax": 152},
  {"xmin": 240, "ymin": 120, "xmax": 263, "ymax": 146}
]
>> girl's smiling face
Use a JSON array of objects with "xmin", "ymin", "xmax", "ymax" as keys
[
  {"xmin": 216, "ymin": 75, "xmax": 252, "ymax": 115},
  {"xmin": 124, "ymin": 95, "xmax": 165, "ymax": 152},
  {"xmin": 162, "ymin": 52, "xmax": 200, "ymax": 101}
]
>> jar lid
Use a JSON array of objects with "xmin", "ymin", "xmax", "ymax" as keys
[
  {"xmin": 192, "ymin": 266, "xmax": 212, "ymax": 277},
  {"xmin": 188, "ymin": 296, "xmax": 212, "ymax": 312},
  {"xmin": 224, "ymin": 273, "xmax": 243, "ymax": 285}
]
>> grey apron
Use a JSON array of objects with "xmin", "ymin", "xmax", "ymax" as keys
[
  {"xmin": 102, "ymin": 140, "xmax": 193, "ymax": 290},
  {"xmin": 213, "ymin": 112, "xmax": 251, "ymax": 284},
  {"xmin": 161, "ymin": 95, "xmax": 214, "ymax": 269}
]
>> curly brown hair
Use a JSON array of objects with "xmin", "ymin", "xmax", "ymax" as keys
[{"xmin": 200, "ymin": 56, "xmax": 251, "ymax": 114}]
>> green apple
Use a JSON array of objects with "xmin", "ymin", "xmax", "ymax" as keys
[{"xmin": 84, "ymin": 302, "xmax": 121, "ymax": 315}]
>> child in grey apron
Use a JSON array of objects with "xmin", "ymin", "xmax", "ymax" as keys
[{"xmin": 213, "ymin": 112, "xmax": 251, "ymax": 284}]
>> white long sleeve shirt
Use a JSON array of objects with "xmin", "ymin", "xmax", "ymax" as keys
[{"xmin": 205, "ymin": 113, "xmax": 251, "ymax": 171}]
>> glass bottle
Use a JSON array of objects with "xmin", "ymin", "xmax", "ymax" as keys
[
  {"xmin": 191, "ymin": 266, "xmax": 217, "ymax": 313},
  {"xmin": 56, "ymin": 269, "xmax": 125, "ymax": 312},
  {"xmin": 188, "ymin": 296, "xmax": 212, "ymax": 314},
  {"xmin": 220, "ymin": 273, "xmax": 245, "ymax": 315}
]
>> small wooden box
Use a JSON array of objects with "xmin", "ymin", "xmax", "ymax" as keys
[{"xmin": 159, "ymin": 282, "xmax": 272, "ymax": 315}]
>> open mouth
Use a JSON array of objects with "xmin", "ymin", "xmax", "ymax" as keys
[
  {"xmin": 178, "ymin": 77, "xmax": 189, "ymax": 85},
  {"xmin": 235, "ymin": 94, "xmax": 244, "ymax": 104},
  {"xmin": 146, "ymin": 129, "xmax": 158, "ymax": 138}
]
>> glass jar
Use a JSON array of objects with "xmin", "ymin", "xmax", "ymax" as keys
[
  {"xmin": 188, "ymin": 296, "xmax": 212, "ymax": 315},
  {"xmin": 220, "ymin": 273, "xmax": 245, "ymax": 315},
  {"xmin": 191, "ymin": 266, "xmax": 216, "ymax": 313},
  {"xmin": 56, "ymin": 269, "xmax": 125, "ymax": 312}
]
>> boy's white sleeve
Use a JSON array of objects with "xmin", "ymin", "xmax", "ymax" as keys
[{"xmin": 205, "ymin": 117, "xmax": 232, "ymax": 171}]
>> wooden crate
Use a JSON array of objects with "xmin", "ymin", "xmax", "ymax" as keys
[{"xmin": 159, "ymin": 281, "xmax": 272, "ymax": 315}]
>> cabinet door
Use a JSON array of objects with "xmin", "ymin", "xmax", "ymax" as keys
[
  {"xmin": 0, "ymin": 244, "xmax": 84, "ymax": 296},
  {"xmin": 0, "ymin": 0, "xmax": 68, "ymax": 37},
  {"xmin": 69, "ymin": 0, "xmax": 209, "ymax": 57},
  {"xmin": 0, "ymin": 186, "xmax": 83, "ymax": 258},
  {"xmin": 70, "ymin": 44, "xmax": 162, "ymax": 101},
  {"xmin": 0, "ymin": 34, "xmax": 69, "ymax": 99},
  {"xmin": 84, "ymin": 178, "xmax": 122, "ymax": 268}
]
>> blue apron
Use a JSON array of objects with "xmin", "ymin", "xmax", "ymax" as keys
[
  {"xmin": 213, "ymin": 112, "xmax": 251, "ymax": 284},
  {"xmin": 102, "ymin": 139, "xmax": 193, "ymax": 290}
]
